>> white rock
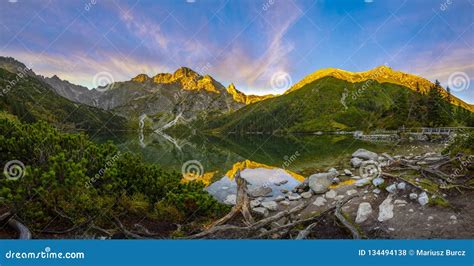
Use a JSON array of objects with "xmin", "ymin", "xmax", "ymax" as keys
[
  {"xmin": 388, "ymin": 227, "xmax": 395, "ymax": 231},
  {"xmin": 224, "ymin": 194, "xmax": 237, "ymax": 205},
  {"xmin": 332, "ymin": 177, "xmax": 341, "ymax": 184},
  {"xmin": 355, "ymin": 202, "xmax": 373, "ymax": 223},
  {"xmin": 344, "ymin": 169, "xmax": 352, "ymax": 176},
  {"xmin": 385, "ymin": 184, "xmax": 397, "ymax": 193},
  {"xmin": 351, "ymin": 175, "xmax": 362, "ymax": 180},
  {"xmin": 450, "ymin": 215, "xmax": 457, "ymax": 220},
  {"xmin": 352, "ymin": 148, "xmax": 378, "ymax": 161},
  {"xmin": 428, "ymin": 216, "xmax": 434, "ymax": 220},
  {"xmin": 288, "ymin": 194, "xmax": 302, "ymax": 201},
  {"xmin": 301, "ymin": 191, "xmax": 313, "ymax": 199},
  {"xmin": 355, "ymin": 178, "xmax": 371, "ymax": 187},
  {"xmin": 279, "ymin": 200, "xmax": 290, "ymax": 206},
  {"xmin": 346, "ymin": 189, "xmax": 358, "ymax": 196},
  {"xmin": 418, "ymin": 192, "xmax": 429, "ymax": 206},
  {"xmin": 252, "ymin": 207, "xmax": 268, "ymax": 216},
  {"xmin": 394, "ymin": 199, "xmax": 407, "ymax": 206},
  {"xmin": 373, "ymin": 188, "xmax": 381, "ymax": 194},
  {"xmin": 313, "ymin": 196, "xmax": 327, "ymax": 207},
  {"xmin": 409, "ymin": 193, "xmax": 418, "ymax": 200},
  {"xmin": 325, "ymin": 190, "xmax": 337, "ymax": 199},
  {"xmin": 351, "ymin": 157, "xmax": 363, "ymax": 168},
  {"xmin": 397, "ymin": 182, "xmax": 407, "ymax": 190},
  {"xmin": 372, "ymin": 177, "xmax": 385, "ymax": 186},
  {"xmin": 250, "ymin": 199, "xmax": 261, "ymax": 208},
  {"xmin": 328, "ymin": 168, "xmax": 338, "ymax": 174},
  {"xmin": 261, "ymin": 201, "xmax": 278, "ymax": 211},
  {"xmin": 409, "ymin": 209, "xmax": 414, "ymax": 212},
  {"xmin": 378, "ymin": 195, "xmax": 394, "ymax": 222}
]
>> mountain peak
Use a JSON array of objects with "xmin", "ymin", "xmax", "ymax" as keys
[{"xmin": 131, "ymin": 73, "xmax": 150, "ymax": 82}]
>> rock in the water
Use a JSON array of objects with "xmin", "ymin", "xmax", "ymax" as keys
[
  {"xmin": 346, "ymin": 189, "xmax": 358, "ymax": 196},
  {"xmin": 252, "ymin": 207, "xmax": 269, "ymax": 216},
  {"xmin": 355, "ymin": 178, "xmax": 371, "ymax": 187},
  {"xmin": 344, "ymin": 169, "xmax": 352, "ymax": 176},
  {"xmin": 313, "ymin": 196, "xmax": 327, "ymax": 207},
  {"xmin": 409, "ymin": 193, "xmax": 418, "ymax": 200},
  {"xmin": 351, "ymin": 157, "xmax": 363, "ymax": 168},
  {"xmin": 356, "ymin": 202, "xmax": 373, "ymax": 223},
  {"xmin": 397, "ymin": 182, "xmax": 406, "ymax": 190},
  {"xmin": 249, "ymin": 186, "xmax": 272, "ymax": 198},
  {"xmin": 280, "ymin": 200, "xmax": 290, "ymax": 206},
  {"xmin": 385, "ymin": 184, "xmax": 397, "ymax": 193},
  {"xmin": 325, "ymin": 190, "xmax": 337, "ymax": 199},
  {"xmin": 301, "ymin": 191, "xmax": 313, "ymax": 199},
  {"xmin": 224, "ymin": 194, "xmax": 236, "ymax": 205},
  {"xmin": 352, "ymin": 148, "xmax": 378, "ymax": 161},
  {"xmin": 261, "ymin": 201, "xmax": 278, "ymax": 211},
  {"xmin": 280, "ymin": 189, "xmax": 289, "ymax": 193},
  {"xmin": 372, "ymin": 177, "xmax": 385, "ymax": 186},
  {"xmin": 418, "ymin": 192, "xmax": 429, "ymax": 206},
  {"xmin": 288, "ymin": 194, "xmax": 302, "ymax": 201},
  {"xmin": 274, "ymin": 180, "xmax": 288, "ymax": 186},
  {"xmin": 308, "ymin": 172, "xmax": 335, "ymax": 194},
  {"xmin": 378, "ymin": 195, "xmax": 394, "ymax": 222},
  {"xmin": 250, "ymin": 199, "xmax": 261, "ymax": 208}
]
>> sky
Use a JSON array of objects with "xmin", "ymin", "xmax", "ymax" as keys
[{"xmin": 0, "ymin": 0, "xmax": 473, "ymax": 103}]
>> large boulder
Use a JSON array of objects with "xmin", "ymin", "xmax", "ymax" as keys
[
  {"xmin": 308, "ymin": 172, "xmax": 336, "ymax": 194},
  {"xmin": 351, "ymin": 157, "xmax": 363, "ymax": 168},
  {"xmin": 352, "ymin": 148, "xmax": 378, "ymax": 161},
  {"xmin": 356, "ymin": 202, "xmax": 373, "ymax": 223}
]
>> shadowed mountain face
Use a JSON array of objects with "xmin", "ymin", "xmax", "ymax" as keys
[{"xmin": 0, "ymin": 57, "xmax": 126, "ymax": 133}]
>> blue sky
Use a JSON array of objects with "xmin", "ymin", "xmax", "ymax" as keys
[{"xmin": 0, "ymin": 0, "xmax": 473, "ymax": 102}]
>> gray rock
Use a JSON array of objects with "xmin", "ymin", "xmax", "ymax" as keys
[
  {"xmin": 351, "ymin": 175, "xmax": 362, "ymax": 180},
  {"xmin": 335, "ymin": 195, "xmax": 345, "ymax": 201},
  {"xmin": 385, "ymin": 184, "xmax": 397, "ymax": 193},
  {"xmin": 288, "ymin": 194, "xmax": 302, "ymax": 201},
  {"xmin": 344, "ymin": 169, "xmax": 352, "ymax": 176},
  {"xmin": 409, "ymin": 193, "xmax": 418, "ymax": 200},
  {"xmin": 308, "ymin": 172, "xmax": 335, "ymax": 194},
  {"xmin": 356, "ymin": 202, "xmax": 373, "ymax": 223},
  {"xmin": 313, "ymin": 196, "xmax": 327, "ymax": 207},
  {"xmin": 301, "ymin": 191, "xmax": 313, "ymax": 199},
  {"xmin": 394, "ymin": 199, "xmax": 407, "ymax": 206},
  {"xmin": 261, "ymin": 201, "xmax": 278, "ymax": 211},
  {"xmin": 279, "ymin": 200, "xmax": 290, "ymax": 206},
  {"xmin": 325, "ymin": 190, "xmax": 337, "ymax": 199},
  {"xmin": 249, "ymin": 186, "xmax": 272, "ymax": 198},
  {"xmin": 378, "ymin": 195, "xmax": 394, "ymax": 222},
  {"xmin": 352, "ymin": 148, "xmax": 378, "ymax": 161},
  {"xmin": 250, "ymin": 199, "xmax": 261, "ymax": 208},
  {"xmin": 373, "ymin": 188, "xmax": 381, "ymax": 194},
  {"xmin": 418, "ymin": 192, "xmax": 429, "ymax": 206},
  {"xmin": 274, "ymin": 195, "xmax": 285, "ymax": 202},
  {"xmin": 355, "ymin": 178, "xmax": 371, "ymax": 187},
  {"xmin": 450, "ymin": 215, "xmax": 457, "ymax": 220},
  {"xmin": 351, "ymin": 157, "xmax": 363, "ymax": 168},
  {"xmin": 224, "ymin": 194, "xmax": 236, "ymax": 205},
  {"xmin": 274, "ymin": 180, "xmax": 288, "ymax": 186},
  {"xmin": 332, "ymin": 177, "xmax": 341, "ymax": 184},
  {"xmin": 280, "ymin": 189, "xmax": 289, "ymax": 193},
  {"xmin": 397, "ymin": 182, "xmax": 407, "ymax": 190},
  {"xmin": 252, "ymin": 207, "xmax": 269, "ymax": 216},
  {"xmin": 372, "ymin": 177, "xmax": 385, "ymax": 186},
  {"xmin": 328, "ymin": 168, "xmax": 338, "ymax": 174}
]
